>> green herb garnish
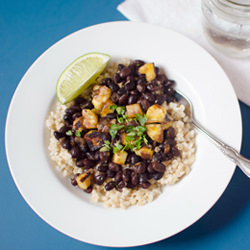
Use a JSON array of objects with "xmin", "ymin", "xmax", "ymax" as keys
[
  {"xmin": 75, "ymin": 130, "xmax": 82, "ymax": 137},
  {"xmin": 66, "ymin": 130, "xmax": 73, "ymax": 136},
  {"xmin": 109, "ymin": 124, "xmax": 124, "ymax": 139},
  {"xmin": 100, "ymin": 140, "xmax": 111, "ymax": 152},
  {"xmin": 113, "ymin": 141, "xmax": 124, "ymax": 153},
  {"xmin": 136, "ymin": 113, "xmax": 148, "ymax": 125}
]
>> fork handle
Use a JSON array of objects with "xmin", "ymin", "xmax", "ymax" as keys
[{"xmin": 192, "ymin": 120, "xmax": 250, "ymax": 178}]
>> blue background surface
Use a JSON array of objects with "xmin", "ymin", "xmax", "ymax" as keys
[{"xmin": 1, "ymin": 1, "xmax": 250, "ymax": 249}]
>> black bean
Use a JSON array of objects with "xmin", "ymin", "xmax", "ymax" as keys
[
  {"xmin": 72, "ymin": 112, "xmax": 82, "ymax": 120},
  {"xmin": 65, "ymin": 106, "xmax": 81, "ymax": 115},
  {"xmin": 146, "ymin": 82, "xmax": 158, "ymax": 92},
  {"xmin": 117, "ymin": 87, "xmax": 126, "ymax": 95},
  {"xmin": 126, "ymin": 75, "xmax": 135, "ymax": 82},
  {"xmin": 61, "ymin": 139, "xmax": 71, "ymax": 150},
  {"xmin": 82, "ymin": 167, "xmax": 91, "ymax": 173},
  {"xmin": 144, "ymin": 93, "xmax": 155, "ymax": 103},
  {"xmin": 164, "ymin": 80, "xmax": 175, "ymax": 89},
  {"xmin": 106, "ymin": 112, "xmax": 117, "ymax": 119},
  {"xmin": 53, "ymin": 131, "xmax": 63, "ymax": 140},
  {"xmin": 84, "ymin": 185, "xmax": 93, "ymax": 193},
  {"xmin": 119, "ymin": 67, "xmax": 131, "ymax": 79},
  {"xmin": 154, "ymin": 95, "xmax": 165, "ymax": 105},
  {"xmin": 117, "ymin": 180, "xmax": 127, "ymax": 189},
  {"xmin": 97, "ymin": 164, "xmax": 108, "ymax": 172},
  {"xmin": 136, "ymin": 82, "xmax": 146, "ymax": 93},
  {"xmin": 128, "ymin": 95, "xmax": 138, "ymax": 104},
  {"xmin": 140, "ymin": 181, "xmax": 151, "ymax": 189},
  {"xmin": 156, "ymin": 74, "xmax": 168, "ymax": 84},
  {"xmin": 94, "ymin": 151, "xmax": 100, "ymax": 161},
  {"xmin": 140, "ymin": 99, "xmax": 150, "ymax": 112},
  {"xmin": 139, "ymin": 173, "xmax": 148, "ymax": 183},
  {"xmin": 114, "ymin": 171, "xmax": 122, "ymax": 183},
  {"xmin": 74, "ymin": 96, "xmax": 85, "ymax": 105},
  {"xmin": 128, "ymin": 64, "xmax": 137, "ymax": 76},
  {"xmin": 63, "ymin": 113, "xmax": 72, "ymax": 123},
  {"xmin": 113, "ymin": 73, "xmax": 121, "ymax": 83},
  {"xmin": 80, "ymin": 144, "xmax": 88, "ymax": 152},
  {"xmin": 125, "ymin": 81, "xmax": 136, "ymax": 91},
  {"xmin": 152, "ymin": 162, "xmax": 166, "ymax": 173},
  {"xmin": 70, "ymin": 146, "xmax": 80, "ymax": 158},
  {"xmin": 94, "ymin": 173, "xmax": 107, "ymax": 185},
  {"xmin": 130, "ymin": 89, "xmax": 139, "ymax": 96},
  {"xmin": 137, "ymin": 75, "xmax": 146, "ymax": 84},
  {"xmin": 166, "ymin": 138, "xmax": 176, "ymax": 146},
  {"xmin": 147, "ymin": 163, "xmax": 155, "ymax": 173},
  {"xmin": 131, "ymin": 172, "xmax": 139, "ymax": 186},
  {"xmin": 107, "ymin": 169, "xmax": 116, "ymax": 178},
  {"xmin": 166, "ymin": 127, "xmax": 175, "ymax": 138},
  {"xmin": 118, "ymin": 93, "xmax": 129, "ymax": 106},
  {"xmin": 81, "ymin": 100, "xmax": 94, "ymax": 109},
  {"xmin": 166, "ymin": 87, "xmax": 175, "ymax": 96},
  {"xmin": 127, "ymin": 119, "xmax": 138, "ymax": 127},
  {"xmin": 108, "ymin": 162, "xmax": 121, "ymax": 172},
  {"xmin": 110, "ymin": 92, "xmax": 120, "ymax": 103},
  {"xmin": 99, "ymin": 151, "xmax": 110, "ymax": 162},
  {"xmin": 172, "ymin": 146, "xmax": 181, "ymax": 157},
  {"xmin": 86, "ymin": 152, "xmax": 95, "ymax": 160},
  {"xmin": 130, "ymin": 154, "xmax": 140, "ymax": 164},
  {"xmin": 59, "ymin": 125, "xmax": 70, "ymax": 135},
  {"xmin": 71, "ymin": 173, "xmax": 80, "ymax": 186},
  {"xmin": 105, "ymin": 181, "xmax": 116, "ymax": 191},
  {"xmin": 76, "ymin": 159, "xmax": 85, "ymax": 167},
  {"xmin": 118, "ymin": 64, "xmax": 124, "ymax": 70},
  {"xmin": 122, "ymin": 169, "xmax": 131, "ymax": 182},
  {"xmin": 83, "ymin": 158, "xmax": 96, "ymax": 168},
  {"xmin": 108, "ymin": 82, "xmax": 119, "ymax": 92},
  {"xmin": 133, "ymin": 60, "xmax": 145, "ymax": 67},
  {"xmin": 153, "ymin": 172, "xmax": 164, "ymax": 180},
  {"xmin": 153, "ymin": 152, "xmax": 163, "ymax": 162},
  {"xmin": 136, "ymin": 162, "xmax": 147, "ymax": 174}
]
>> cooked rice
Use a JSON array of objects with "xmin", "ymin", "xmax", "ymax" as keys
[{"xmin": 45, "ymin": 61, "xmax": 196, "ymax": 209}]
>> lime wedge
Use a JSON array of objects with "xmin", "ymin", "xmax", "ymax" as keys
[{"xmin": 56, "ymin": 52, "xmax": 111, "ymax": 104}]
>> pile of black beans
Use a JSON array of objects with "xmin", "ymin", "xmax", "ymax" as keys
[{"xmin": 53, "ymin": 59, "xmax": 180, "ymax": 193}]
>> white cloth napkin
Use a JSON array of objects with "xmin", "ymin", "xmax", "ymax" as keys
[{"xmin": 117, "ymin": 0, "xmax": 250, "ymax": 106}]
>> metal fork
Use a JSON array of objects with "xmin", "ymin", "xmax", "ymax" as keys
[{"xmin": 174, "ymin": 90, "xmax": 250, "ymax": 177}]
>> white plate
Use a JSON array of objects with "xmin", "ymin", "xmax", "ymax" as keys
[{"xmin": 5, "ymin": 21, "xmax": 242, "ymax": 247}]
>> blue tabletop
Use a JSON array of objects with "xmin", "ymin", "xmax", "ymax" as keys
[{"xmin": 1, "ymin": 1, "xmax": 250, "ymax": 249}]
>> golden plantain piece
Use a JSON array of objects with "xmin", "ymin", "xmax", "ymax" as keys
[
  {"xmin": 92, "ymin": 85, "xmax": 112, "ymax": 112},
  {"xmin": 145, "ymin": 124, "xmax": 164, "ymax": 143},
  {"xmin": 135, "ymin": 146, "xmax": 154, "ymax": 160},
  {"xmin": 84, "ymin": 130, "xmax": 107, "ymax": 151},
  {"xmin": 73, "ymin": 117, "xmax": 84, "ymax": 132},
  {"xmin": 146, "ymin": 104, "xmax": 167, "ymax": 123},
  {"xmin": 82, "ymin": 109, "xmax": 98, "ymax": 129},
  {"xmin": 112, "ymin": 151, "xmax": 128, "ymax": 165},
  {"xmin": 126, "ymin": 103, "xmax": 143, "ymax": 118},
  {"xmin": 138, "ymin": 63, "xmax": 156, "ymax": 82},
  {"xmin": 76, "ymin": 172, "xmax": 93, "ymax": 190},
  {"xmin": 100, "ymin": 99, "xmax": 115, "ymax": 117}
]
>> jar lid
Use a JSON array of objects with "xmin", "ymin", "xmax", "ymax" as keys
[{"xmin": 229, "ymin": 0, "xmax": 250, "ymax": 5}]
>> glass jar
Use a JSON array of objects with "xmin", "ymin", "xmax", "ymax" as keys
[{"xmin": 202, "ymin": 0, "xmax": 250, "ymax": 58}]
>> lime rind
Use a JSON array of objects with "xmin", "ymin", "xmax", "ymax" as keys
[{"xmin": 56, "ymin": 52, "xmax": 111, "ymax": 104}]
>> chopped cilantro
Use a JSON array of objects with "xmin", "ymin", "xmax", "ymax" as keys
[
  {"xmin": 136, "ymin": 113, "xmax": 148, "ymax": 125},
  {"xmin": 113, "ymin": 141, "xmax": 123, "ymax": 153},
  {"xmin": 66, "ymin": 130, "xmax": 73, "ymax": 136},
  {"xmin": 75, "ymin": 130, "xmax": 82, "ymax": 137},
  {"xmin": 109, "ymin": 124, "xmax": 124, "ymax": 139}
]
